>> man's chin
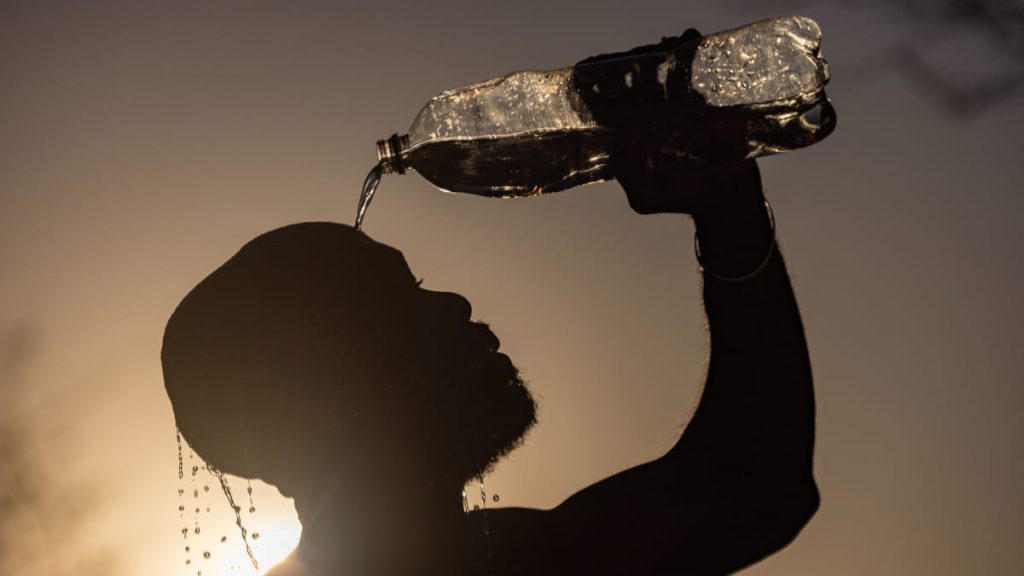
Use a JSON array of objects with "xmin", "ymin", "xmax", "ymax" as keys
[
  {"xmin": 483, "ymin": 353, "xmax": 534, "ymax": 414},
  {"xmin": 454, "ymin": 352, "xmax": 536, "ymax": 473}
]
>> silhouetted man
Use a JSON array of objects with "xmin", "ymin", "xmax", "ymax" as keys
[{"xmin": 162, "ymin": 126, "xmax": 818, "ymax": 575}]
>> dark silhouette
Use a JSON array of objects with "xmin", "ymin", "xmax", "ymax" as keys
[{"xmin": 163, "ymin": 127, "xmax": 818, "ymax": 575}]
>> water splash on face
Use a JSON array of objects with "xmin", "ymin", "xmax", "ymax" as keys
[{"xmin": 355, "ymin": 163, "xmax": 384, "ymax": 230}]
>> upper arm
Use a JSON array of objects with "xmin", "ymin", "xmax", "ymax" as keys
[{"xmin": 479, "ymin": 448, "xmax": 818, "ymax": 576}]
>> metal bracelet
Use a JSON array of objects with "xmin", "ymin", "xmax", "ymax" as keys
[{"xmin": 694, "ymin": 199, "xmax": 776, "ymax": 284}]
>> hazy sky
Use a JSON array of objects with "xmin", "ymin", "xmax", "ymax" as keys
[{"xmin": 1, "ymin": 1, "xmax": 1022, "ymax": 575}]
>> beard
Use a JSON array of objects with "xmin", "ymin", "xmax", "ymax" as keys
[
  {"xmin": 446, "ymin": 349, "xmax": 537, "ymax": 481},
  {"xmin": 385, "ymin": 320, "xmax": 537, "ymax": 484}
]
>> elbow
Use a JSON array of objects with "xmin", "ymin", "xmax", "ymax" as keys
[
  {"xmin": 766, "ymin": 478, "xmax": 820, "ymax": 552},
  {"xmin": 684, "ymin": 480, "xmax": 820, "ymax": 575},
  {"xmin": 789, "ymin": 480, "xmax": 820, "ymax": 536}
]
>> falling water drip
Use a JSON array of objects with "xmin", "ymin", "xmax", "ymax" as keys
[
  {"xmin": 478, "ymin": 477, "xmax": 493, "ymax": 575},
  {"xmin": 208, "ymin": 465, "xmax": 260, "ymax": 571},
  {"xmin": 355, "ymin": 163, "xmax": 384, "ymax": 230},
  {"xmin": 176, "ymin": 435, "xmax": 186, "ymax": 557},
  {"xmin": 189, "ymin": 450, "xmax": 201, "ymax": 540},
  {"xmin": 176, "ymin": 429, "xmax": 184, "ymax": 480},
  {"xmin": 246, "ymin": 480, "xmax": 256, "ymax": 514}
]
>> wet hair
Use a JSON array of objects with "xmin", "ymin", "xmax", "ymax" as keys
[{"xmin": 162, "ymin": 222, "xmax": 535, "ymax": 496}]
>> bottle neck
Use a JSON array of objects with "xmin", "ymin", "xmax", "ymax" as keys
[{"xmin": 376, "ymin": 133, "xmax": 411, "ymax": 175}]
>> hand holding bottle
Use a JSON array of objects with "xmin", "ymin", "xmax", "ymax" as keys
[
  {"xmin": 613, "ymin": 124, "xmax": 763, "ymax": 217},
  {"xmin": 614, "ymin": 123, "xmax": 778, "ymax": 280}
]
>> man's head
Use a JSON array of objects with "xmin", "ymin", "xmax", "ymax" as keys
[{"xmin": 162, "ymin": 223, "xmax": 536, "ymax": 502}]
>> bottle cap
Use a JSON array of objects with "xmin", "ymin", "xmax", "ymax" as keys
[{"xmin": 376, "ymin": 133, "xmax": 410, "ymax": 175}]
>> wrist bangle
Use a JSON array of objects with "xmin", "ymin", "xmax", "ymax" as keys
[{"xmin": 694, "ymin": 199, "xmax": 776, "ymax": 284}]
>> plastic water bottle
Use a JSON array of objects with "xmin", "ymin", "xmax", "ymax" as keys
[{"xmin": 356, "ymin": 16, "xmax": 835, "ymax": 228}]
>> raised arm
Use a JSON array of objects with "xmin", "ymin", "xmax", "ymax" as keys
[
  {"xmin": 477, "ymin": 128, "xmax": 819, "ymax": 575},
  {"xmin": 667, "ymin": 157, "xmax": 819, "ymax": 573}
]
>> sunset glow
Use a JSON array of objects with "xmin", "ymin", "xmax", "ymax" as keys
[
  {"xmin": 2, "ymin": 2, "xmax": 1022, "ymax": 575},
  {"xmin": 174, "ymin": 463, "xmax": 301, "ymax": 576}
]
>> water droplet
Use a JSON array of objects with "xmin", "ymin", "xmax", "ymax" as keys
[
  {"xmin": 193, "ymin": 489, "xmax": 199, "ymax": 498},
  {"xmin": 178, "ymin": 489, "xmax": 184, "ymax": 496},
  {"xmin": 182, "ymin": 528, "xmax": 188, "ymax": 538},
  {"xmin": 179, "ymin": 505, "xmax": 185, "ymax": 511},
  {"xmin": 185, "ymin": 559, "xmax": 191, "ymax": 565},
  {"xmin": 192, "ymin": 465, "xmax": 199, "ymax": 476},
  {"xmin": 203, "ymin": 551, "xmax": 211, "ymax": 559},
  {"xmin": 205, "ymin": 507, "xmax": 211, "ymax": 512},
  {"xmin": 185, "ymin": 546, "xmax": 191, "ymax": 552},
  {"xmin": 221, "ymin": 536, "xmax": 227, "ymax": 543},
  {"xmin": 204, "ymin": 485, "xmax": 210, "ymax": 492},
  {"xmin": 252, "ymin": 532, "xmax": 260, "ymax": 540},
  {"xmin": 195, "ymin": 508, "xmax": 201, "ymax": 514},
  {"xmin": 492, "ymin": 494, "xmax": 500, "ymax": 502},
  {"xmin": 248, "ymin": 506, "xmax": 255, "ymax": 513},
  {"xmin": 473, "ymin": 505, "xmax": 480, "ymax": 510},
  {"xmin": 194, "ymin": 527, "xmax": 201, "ymax": 534}
]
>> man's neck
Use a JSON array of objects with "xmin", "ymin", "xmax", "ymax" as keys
[{"xmin": 290, "ymin": 482, "xmax": 470, "ymax": 575}]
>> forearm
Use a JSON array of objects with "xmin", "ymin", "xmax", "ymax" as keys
[{"xmin": 675, "ymin": 184, "xmax": 817, "ymax": 497}]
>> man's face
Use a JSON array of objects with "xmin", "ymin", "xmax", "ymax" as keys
[{"xmin": 348, "ymin": 243, "xmax": 536, "ymax": 480}]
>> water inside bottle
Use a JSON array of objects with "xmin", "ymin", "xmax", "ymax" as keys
[
  {"xmin": 402, "ymin": 128, "xmax": 617, "ymax": 197},
  {"xmin": 354, "ymin": 129, "xmax": 614, "ymax": 228}
]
